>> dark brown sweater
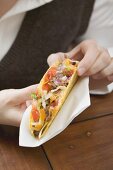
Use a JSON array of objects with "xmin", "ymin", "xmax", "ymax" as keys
[{"xmin": 0, "ymin": 0, "xmax": 95, "ymax": 90}]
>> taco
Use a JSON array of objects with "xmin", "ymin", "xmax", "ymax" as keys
[{"xmin": 30, "ymin": 58, "xmax": 79, "ymax": 139}]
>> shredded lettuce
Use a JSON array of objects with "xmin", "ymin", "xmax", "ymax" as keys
[{"xmin": 31, "ymin": 93, "xmax": 38, "ymax": 100}]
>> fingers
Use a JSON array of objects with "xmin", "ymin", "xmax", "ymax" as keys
[
  {"xmin": 1, "ymin": 107, "xmax": 24, "ymax": 127},
  {"xmin": 67, "ymin": 45, "xmax": 83, "ymax": 60},
  {"xmin": 15, "ymin": 84, "xmax": 38, "ymax": 104},
  {"xmin": 0, "ymin": 85, "xmax": 38, "ymax": 126},
  {"xmin": 68, "ymin": 40, "xmax": 112, "ymax": 79},
  {"xmin": 47, "ymin": 52, "xmax": 66, "ymax": 66},
  {"xmin": 5, "ymin": 84, "xmax": 38, "ymax": 106},
  {"xmin": 93, "ymin": 59, "xmax": 113, "ymax": 81},
  {"xmin": 74, "ymin": 40, "xmax": 101, "ymax": 76},
  {"xmin": 47, "ymin": 40, "xmax": 100, "ymax": 74},
  {"xmin": 84, "ymin": 49, "xmax": 111, "ymax": 76},
  {"xmin": 77, "ymin": 46, "xmax": 99, "ymax": 75},
  {"xmin": 47, "ymin": 40, "xmax": 113, "ymax": 87}
]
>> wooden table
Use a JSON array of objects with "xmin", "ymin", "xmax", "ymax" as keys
[{"xmin": 0, "ymin": 92, "xmax": 113, "ymax": 170}]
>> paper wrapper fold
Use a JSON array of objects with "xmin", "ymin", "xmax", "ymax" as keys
[{"xmin": 19, "ymin": 77, "xmax": 90, "ymax": 147}]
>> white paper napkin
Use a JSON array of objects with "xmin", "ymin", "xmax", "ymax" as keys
[
  {"xmin": 19, "ymin": 77, "xmax": 90, "ymax": 147},
  {"xmin": 90, "ymin": 82, "xmax": 113, "ymax": 95}
]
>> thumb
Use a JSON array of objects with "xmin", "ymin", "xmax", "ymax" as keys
[
  {"xmin": 67, "ymin": 45, "xmax": 83, "ymax": 61},
  {"xmin": 47, "ymin": 46, "xmax": 83, "ymax": 67},
  {"xmin": 14, "ymin": 84, "xmax": 38, "ymax": 104},
  {"xmin": 47, "ymin": 52, "xmax": 66, "ymax": 66}
]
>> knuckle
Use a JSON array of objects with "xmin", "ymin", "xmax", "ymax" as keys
[
  {"xmin": 6, "ymin": 98, "xmax": 14, "ymax": 106},
  {"xmin": 89, "ymin": 39, "xmax": 97, "ymax": 45},
  {"xmin": 47, "ymin": 53, "xmax": 56, "ymax": 64},
  {"xmin": 82, "ymin": 39, "xmax": 97, "ymax": 46},
  {"xmin": 101, "ymin": 52, "xmax": 111, "ymax": 65},
  {"xmin": 48, "ymin": 53, "xmax": 56, "ymax": 59},
  {"xmin": 47, "ymin": 53, "xmax": 54, "ymax": 60},
  {"xmin": 103, "ymin": 47, "xmax": 109, "ymax": 54},
  {"xmin": 47, "ymin": 52, "xmax": 65, "ymax": 65},
  {"xmin": 5, "ymin": 89, "xmax": 16, "ymax": 105},
  {"xmin": 57, "ymin": 52, "xmax": 64, "ymax": 55},
  {"xmin": 82, "ymin": 62, "xmax": 90, "ymax": 71},
  {"xmin": 96, "ymin": 49, "xmax": 100, "ymax": 56},
  {"xmin": 101, "ymin": 70, "xmax": 108, "ymax": 77},
  {"xmin": 89, "ymin": 67, "xmax": 97, "ymax": 74}
]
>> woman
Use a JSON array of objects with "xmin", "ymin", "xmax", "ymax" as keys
[{"xmin": 0, "ymin": 0, "xmax": 113, "ymax": 126}]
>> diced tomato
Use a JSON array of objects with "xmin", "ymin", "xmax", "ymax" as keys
[
  {"xmin": 44, "ymin": 67, "xmax": 57, "ymax": 83},
  {"xmin": 42, "ymin": 83, "xmax": 51, "ymax": 92},
  {"xmin": 48, "ymin": 67, "xmax": 57, "ymax": 77},
  {"xmin": 68, "ymin": 70, "xmax": 74, "ymax": 76},
  {"xmin": 63, "ymin": 69, "xmax": 74, "ymax": 77},
  {"xmin": 32, "ymin": 106, "xmax": 39, "ymax": 121},
  {"xmin": 44, "ymin": 74, "xmax": 49, "ymax": 83}
]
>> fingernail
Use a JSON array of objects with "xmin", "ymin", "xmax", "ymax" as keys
[{"xmin": 78, "ymin": 67, "xmax": 86, "ymax": 76}]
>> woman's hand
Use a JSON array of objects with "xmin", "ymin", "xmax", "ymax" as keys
[
  {"xmin": 0, "ymin": 85, "xmax": 37, "ymax": 127},
  {"xmin": 47, "ymin": 40, "xmax": 113, "ymax": 89}
]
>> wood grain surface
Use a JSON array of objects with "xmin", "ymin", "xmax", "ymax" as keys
[
  {"xmin": 74, "ymin": 92, "xmax": 113, "ymax": 123},
  {"xmin": 44, "ymin": 114, "xmax": 113, "ymax": 170},
  {"xmin": 0, "ymin": 133, "xmax": 52, "ymax": 170}
]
